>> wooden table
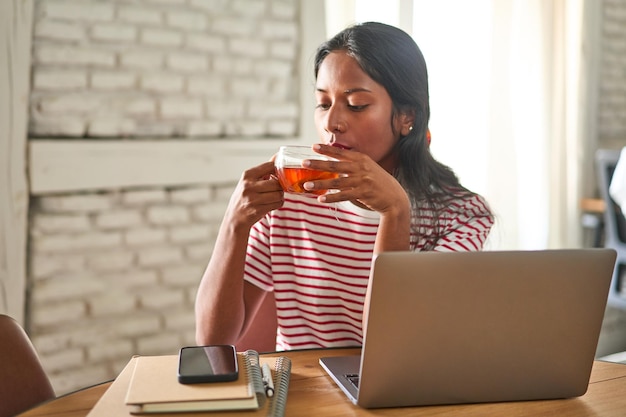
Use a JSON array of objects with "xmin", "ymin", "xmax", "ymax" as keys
[
  {"xmin": 18, "ymin": 348, "xmax": 626, "ymax": 417},
  {"xmin": 581, "ymin": 198, "xmax": 606, "ymax": 247},
  {"xmin": 581, "ymin": 198, "xmax": 606, "ymax": 214}
]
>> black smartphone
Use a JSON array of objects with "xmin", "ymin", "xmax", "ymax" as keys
[{"xmin": 177, "ymin": 345, "xmax": 239, "ymax": 384}]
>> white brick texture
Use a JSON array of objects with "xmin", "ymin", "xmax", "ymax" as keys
[
  {"xmin": 28, "ymin": 184, "xmax": 231, "ymax": 394},
  {"xmin": 33, "ymin": 69, "xmax": 88, "ymax": 90},
  {"xmin": 38, "ymin": 1, "xmax": 115, "ymax": 22},
  {"xmin": 90, "ymin": 71, "xmax": 136, "ymax": 90},
  {"xmin": 599, "ymin": 0, "xmax": 626, "ymax": 141},
  {"xmin": 29, "ymin": 0, "xmax": 300, "ymax": 138}
]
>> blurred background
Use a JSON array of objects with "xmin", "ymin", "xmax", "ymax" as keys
[{"xmin": 2, "ymin": 0, "xmax": 626, "ymax": 395}]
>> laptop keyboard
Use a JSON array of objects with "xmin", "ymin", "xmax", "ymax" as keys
[{"xmin": 345, "ymin": 373, "xmax": 360, "ymax": 389}]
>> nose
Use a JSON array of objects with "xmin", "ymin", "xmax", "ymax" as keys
[{"xmin": 323, "ymin": 105, "xmax": 346, "ymax": 135}]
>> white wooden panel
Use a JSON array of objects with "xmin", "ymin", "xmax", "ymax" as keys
[
  {"xmin": 29, "ymin": 139, "xmax": 296, "ymax": 194},
  {"xmin": 0, "ymin": 0, "xmax": 33, "ymax": 323}
]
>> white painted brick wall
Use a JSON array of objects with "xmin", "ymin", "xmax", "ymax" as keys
[
  {"xmin": 43, "ymin": 348, "xmax": 86, "ymax": 374},
  {"xmin": 34, "ymin": 45, "xmax": 116, "ymax": 67},
  {"xmin": 87, "ymin": 118, "xmax": 136, "ymax": 136},
  {"xmin": 124, "ymin": 98, "xmax": 157, "ymax": 116},
  {"xmin": 91, "ymin": 23, "xmax": 137, "ymax": 42},
  {"xmin": 115, "ymin": 315, "xmax": 162, "ymax": 337},
  {"xmin": 125, "ymin": 228, "xmax": 168, "ymax": 246},
  {"xmin": 33, "ymin": 213, "xmax": 91, "ymax": 232},
  {"xmin": 33, "ymin": 69, "xmax": 88, "ymax": 90},
  {"xmin": 32, "ymin": 301, "xmax": 87, "ymax": 327},
  {"xmin": 95, "ymin": 210, "xmax": 143, "ymax": 229},
  {"xmin": 120, "ymin": 50, "xmax": 164, "ymax": 69},
  {"xmin": 160, "ymin": 97, "xmax": 204, "ymax": 118},
  {"xmin": 105, "ymin": 270, "xmax": 160, "ymax": 289},
  {"xmin": 186, "ymin": 33, "xmax": 226, "ymax": 53},
  {"xmin": 91, "ymin": 71, "xmax": 136, "ymax": 90},
  {"xmin": 40, "ymin": 1, "xmax": 115, "ymax": 22},
  {"xmin": 161, "ymin": 265, "xmax": 206, "ymax": 286},
  {"xmin": 137, "ymin": 333, "xmax": 182, "ymax": 355},
  {"xmin": 88, "ymin": 339, "xmax": 134, "ymax": 362},
  {"xmin": 50, "ymin": 365, "xmax": 110, "ymax": 397},
  {"xmin": 37, "ymin": 194, "xmax": 115, "ymax": 212},
  {"xmin": 30, "ymin": 254, "xmax": 86, "ymax": 279},
  {"xmin": 87, "ymin": 251, "xmax": 135, "ymax": 272},
  {"xmin": 34, "ymin": 20, "xmax": 85, "ymax": 41},
  {"xmin": 599, "ymin": 0, "xmax": 626, "ymax": 142},
  {"xmin": 30, "ymin": 0, "xmax": 300, "ymax": 138},
  {"xmin": 169, "ymin": 225, "xmax": 212, "ymax": 243},
  {"xmin": 137, "ymin": 247, "xmax": 184, "ymax": 266},
  {"xmin": 28, "ymin": 116, "xmax": 86, "ymax": 137},
  {"xmin": 187, "ymin": 120, "xmax": 223, "ymax": 136},
  {"xmin": 29, "ymin": 182, "xmax": 236, "ymax": 394},
  {"xmin": 166, "ymin": 11, "xmax": 207, "ymax": 31},
  {"xmin": 141, "ymin": 73, "xmax": 184, "ymax": 93},
  {"xmin": 141, "ymin": 27, "xmax": 184, "ymax": 47},
  {"xmin": 34, "ymin": 232, "xmax": 123, "ymax": 253},
  {"xmin": 186, "ymin": 242, "xmax": 216, "ymax": 262},
  {"xmin": 90, "ymin": 293, "xmax": 137, "ymax": 317},
  {"xmin": 166, "ymin": 52, "xmax": 209, "ymax": 72},
  {"xmin": 147, "ymin": 205, "xmax": 190, "ymax": 224},
  {"xmin": 188, "ymin": 75, "xmax": 225, "ymax": 96},
  {"xmin": 118, "ymin": 6, "xmax": 163, "ymax": 25},
  {"xmin": 32, "ymin": 276, "xmax": 106, "ymax": 303},
  {"xmin": 123, "ymin": 189, "xmax": 168, "ymax": 205}
]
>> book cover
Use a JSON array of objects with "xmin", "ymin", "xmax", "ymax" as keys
[
  {"xmin": 125, "ymin": 354, "xmax": 258, "ymax": 414},
  {"xmin": 87, "ymin": 352, "xmax": 291, "ymax": 417}
]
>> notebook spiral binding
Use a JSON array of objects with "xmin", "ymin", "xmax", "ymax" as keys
[
  {"xmin": 267, "ymin": 356, "xmax": 292, "ymax": 417},
  {"xmin": 243, "ymin": 350, "xmax": 266, "ymax": 407}
]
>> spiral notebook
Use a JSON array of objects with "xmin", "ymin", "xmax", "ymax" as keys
[
  {"xmin": 320, "ymin": 249, "xmax": 616, "ymax": 408},
  {"xmin": 87, "ymin": 350, "xmax": 292, "ymax": 417}
]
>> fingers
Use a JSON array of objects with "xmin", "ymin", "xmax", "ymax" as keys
[
  {"xmin": 228, "ymin": 161, "xmax": 284, "ymax": 227},
  {"xmin": 243, "ymin": 160, "xmax": 277, "ymax": 180},
  {"xmin": 311, "ymin": 143, "xmax": 348, "ymax": 159}
]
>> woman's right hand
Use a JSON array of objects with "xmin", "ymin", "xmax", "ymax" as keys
[{"xmin": 225, "ymin": 160, "xmax": 284, "ymax": 229}]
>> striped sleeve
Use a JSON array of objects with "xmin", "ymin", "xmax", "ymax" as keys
[{"xmin": 432, "ymin": 194, "xmax": 494, "ymax": 252}]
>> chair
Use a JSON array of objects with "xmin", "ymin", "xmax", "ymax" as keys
[
  {"xmin": 595, "ymin": 149, "xmax": 626, "ymax": 310},
  {"xmin": 0, "ymin": 314, "xmax": 55, "ymax": 417}
]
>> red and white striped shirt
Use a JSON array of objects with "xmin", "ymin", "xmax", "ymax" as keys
[{"xmin": 244, "ymin": 192, "xmax": 493, "ymax": 350}]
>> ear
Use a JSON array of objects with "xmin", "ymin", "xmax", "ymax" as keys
[{"xmin": 396, "ymin": 110, "xmax": 416, "ymax": 136}]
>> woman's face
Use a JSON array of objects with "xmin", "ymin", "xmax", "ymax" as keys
[{"xmin": 314, "ymin": 51, "xmax": 411, "ymax": 173}]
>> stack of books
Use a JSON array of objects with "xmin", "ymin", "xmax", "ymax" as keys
[{"xmin": 87, "ymin": 350, "xmax": 291, "ymax": 416}]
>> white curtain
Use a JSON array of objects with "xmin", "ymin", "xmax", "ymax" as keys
[{"xmin": 325, "ymin": 0, "xmax": 589, "ymax": 250}]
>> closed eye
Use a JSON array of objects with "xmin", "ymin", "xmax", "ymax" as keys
[{"xmin": 348, "ymin": 104, "xmax": 368, "ymax": 111}]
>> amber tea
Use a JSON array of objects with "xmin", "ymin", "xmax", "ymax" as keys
[
  {"xmin": 274, "ymin": 146, "xmax": 338, "ymax": 195},
  {"xmin": 276, "ymin": 167, "xmax": 339, "ymax": 195}
]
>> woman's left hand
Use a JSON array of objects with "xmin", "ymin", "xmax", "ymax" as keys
[{"xmin": 302, "ymin": 143, "xmax": 409, "ymax": 216}]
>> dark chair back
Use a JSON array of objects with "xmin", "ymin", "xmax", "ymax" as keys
[
  {"xmin": 595, "ymin": 149, "xmax": 626, "ymax": 310},
  {"xmin": 0, "ymin": 314, "xmax": 55, "ymax": 417}
]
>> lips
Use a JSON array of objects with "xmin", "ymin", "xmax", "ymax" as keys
[{"xmin": 331, "ymin": 143, "xmax": 351, "ymax": 150}]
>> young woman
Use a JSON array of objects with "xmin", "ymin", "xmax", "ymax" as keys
[{"xmin": 195, "ymin": 22, "xmax": 494, "ymax": 351}]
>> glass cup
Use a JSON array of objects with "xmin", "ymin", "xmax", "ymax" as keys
[{"xmin": 274, "ymin": 145, "xmax": 339, "ymax": 195}]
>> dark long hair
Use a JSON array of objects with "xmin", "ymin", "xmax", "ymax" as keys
[{"xmin": 314, "ymin": 22, "xmax": 487, "ymax": 245}]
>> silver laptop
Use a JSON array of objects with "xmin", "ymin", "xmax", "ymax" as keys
[{"xmin": 320, "ymin": 249, "xmax": 616, "ymax": 408}]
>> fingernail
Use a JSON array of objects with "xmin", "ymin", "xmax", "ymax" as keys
[{"xmin": 303, "ymin": 182, "xmax": 313, "ymax": 190}]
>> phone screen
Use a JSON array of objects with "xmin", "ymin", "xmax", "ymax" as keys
[{"xmin": 178, "ymin": 345, "xmax": 239, "ymax": 384}]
